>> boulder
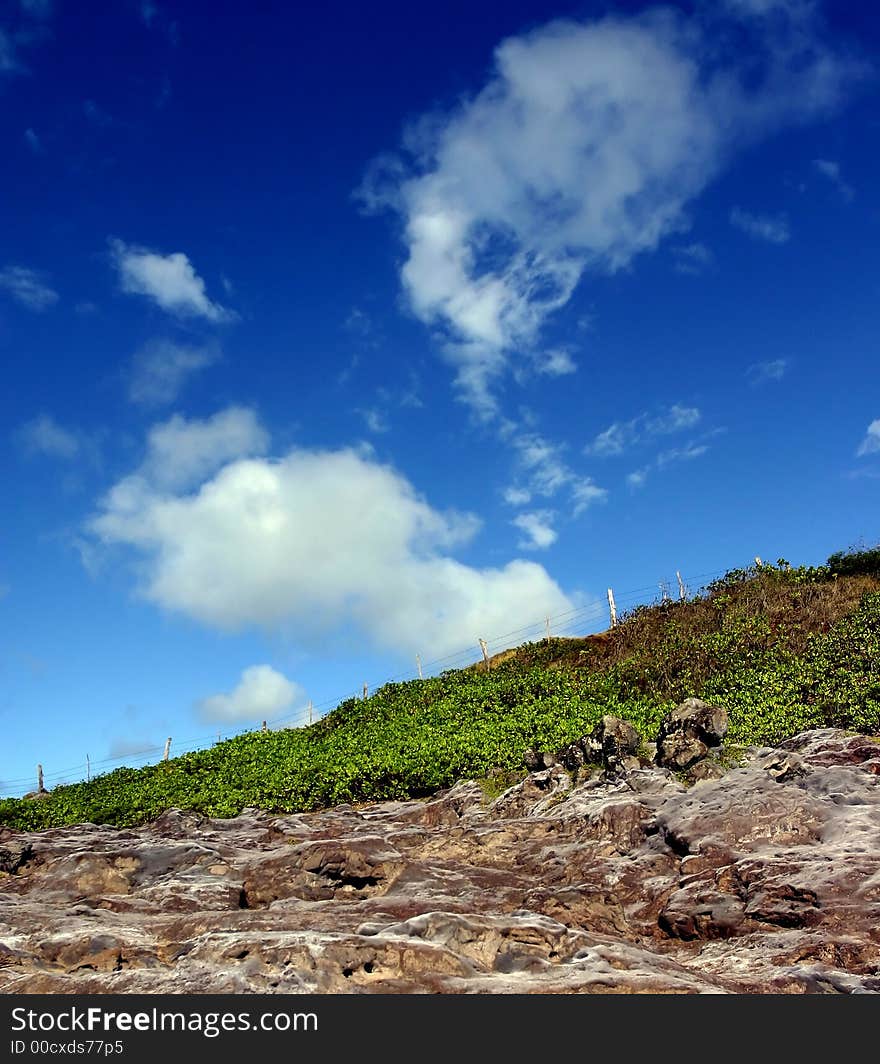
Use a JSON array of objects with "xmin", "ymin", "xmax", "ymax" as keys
[{"xmin": 656, "ymin": 698, "xmax": 728, "ymax": 770}]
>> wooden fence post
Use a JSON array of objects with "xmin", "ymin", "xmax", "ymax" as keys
[
  {"xmin": 479, "ymin": 638, "xmax": 490, "ymax": 671},
  {"xmin": 37, "ymin": 763, "xmax": 44, "ymax": 793},
  {"xmin": 545, "ymin": 616, "xmax": 551, "ymax": 644},
  {"xmin": 363, "ymin": 682, "xmax": 368, "ymax": 700},
  {"xmin": 163, "ymin": 737, "xmax": 172, "ymax": 762},
  {"xmin": 607, "ymin": 588, "xmax": 617, "ymax": 628},
  {"xmin": 416, "ymin": 654, "xmax": 423, "ymax": 680},
  {"xmin": 86, "ymin": 754, "xmax": 90, "ymax": 783},
  {"xmin": 308, "ymin": 700, "xmax": 313, "ymax": 726},
  {"xmin": 676, "ymin": 570, "xmax": 686, "ymax": 602}
]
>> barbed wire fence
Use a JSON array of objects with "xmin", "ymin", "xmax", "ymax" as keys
[{"xmin": 1, "ymin": 564, "xmax": 733, "ymax": 799}]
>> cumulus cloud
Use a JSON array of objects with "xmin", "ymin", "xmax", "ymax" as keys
[
  {"xmin": 856, "ymin": 420, "xmax": 880, "ymax": 457},
  {"xmin": 586, "ymin": 403, "xmax": 701, "ymax": 457},
  {"xmin": 128, "ymin": 339, "xmax": 219, "ymax": 406},
  {"xmin": 197, "ymin": 665, "xmax": 303, "ymax": 724},
  {"xmin": 360, "ymin": 3, "xmax": 857, "ymax": 413},
  {"xmin": 0, "ymin": 265, "xmax": 58, "ymax": 310},
  {"xmin": 89, "ymin": 411, "xmax": 574, "ymax": 659},
  {"xmin": 110, "ymin": 239, "xmax": 232, "ymax": 322},
  {"xmin": 131, "ymin": 406, "xmax": 269, "ymax": 492},
  {"xmin": 747, "ymin": 358, "xmax": 788, "ymax": 385},
  {"xmin": 729, "ymin": 207, "xmax": 791, "ymax": 244},
  {"xmin": 17, "ymin": 414, "xmax": 80, "ymax": 459},
  {"xmin": 512, "ymin": 511, "xmax": 557, "ymax": 550}
]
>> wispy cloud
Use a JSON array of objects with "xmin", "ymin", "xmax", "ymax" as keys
[
  {"xmin": 197, "ymin": 665, "xmax": 303, "ymax": 724},
  {"xmin": 585, "ymin": 402, "xmax": 701, "ymax": 457},
  {"xmin": 856, "ymin": 419, "xmax": 880, "ymax": 457},
  {"xmin": 23, "ymin": 127, "xmax": 43, "ymax": 153},
  {"xmin": 511, "ymin": 431, "xmax": 606, "ymax": 515},
  {"xmin": 730, "ymin": 207, "xmax": 790, "ymax": 244},
  {"xmin": 746, "ymin": 358, "xmax": 788, "ymax": 386},
  {"xmin": 110, "ymin": 238, "xmax": 233, "ymax": 322},
  {"xmin": 534, "ymin": 349, "xmax": 577, "ymax": 377},
  {"xmin": 673, "ymin": 242, "xmax": 713, "ymax": 275},
  {"xmin": 358, "ymin": 407, "xmax": 389, "ymax": 434},
  {"xmin": 627, "ymin": 439, "xmax": 710, "ymax": 489},
  {"xmin": 0, "ymin": 265, "xmax": 58, "ymax": 310},
  {"xmin": 20, "ymin": 0, "xmax": 52, "ymax": 17},
  {"xmin": 128, "ymin": 339, "xmax": 220, "ymax": 406},
  {"xmin": 360, "ymin": 4, "xmax": 857, "ymax": 415},
  {"xmin": 512, "ymin": 510, "xmax": 557, "ymax": 551},
  {"xmin": 16, "ymin": 414, "xmax": 81, "ymax": 460},
  {"xmin": 812, "ymin": 157, "xmax": 854, "ymax": 201}
]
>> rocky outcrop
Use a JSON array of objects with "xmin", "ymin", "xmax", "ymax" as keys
[{"xmin": 1, "ymin": 727, "xmax": 879, "ymax": 994}]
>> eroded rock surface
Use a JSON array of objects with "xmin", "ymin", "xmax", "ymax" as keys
[{"xmin": 1, "ymin": 728, "xmax": 878, "ymax": 994}]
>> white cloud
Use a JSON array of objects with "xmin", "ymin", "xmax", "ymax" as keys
[
  {"xmin": 729, "ymin": 207, "xmax": 791, "ymax": 244},
  {"xmin": 0, "ymin": 265, "xmax": 58, "ymax": 310},
  {"xmin": 128, "ymin": 339, "xmax": 219, "ymax": 406},
  {"xmin": 360, "ymin": 4, "xmax": 856, "ymax": 412},
  {"xmin": 673, "ymin": 242, "xmax": 713, "ymax": 275},
  {"xmin": 197, "ymin": 665, "xmax": 302, "ymax": 724},
  {"xmin": 856, "ymin": 420, "xmax": 880, "ymax": 457},
  {"xmin": 512, "ymin": 431, "xmax": 606, "ymax": 515},
  {"xmin": 586, "ymin": 402, "xmax": 701, "ymax": 456},
  {"xmin": 503, "ymin": 486, "xmax": 532, "ymax": 506},
  {"xmin": 110, "ymin": 239, "xmax": 232, "ymax": 322},
  {"xmin": 656, "ymin": 443, "xmax": 709, "ymax": 468},
  {"xmin": 89, "ymin": 412, "xmax": 574, "ymax": 659},
  {"xmin": 627, "ymin": 438, "xmax": 711, "ymax": 487},
  {"xmin": 133, "ymin": 406, "xmax": 269, "ymax": 492},
  {"xmin": 812, "ymin": 157, "xmax": 854, "ymax": 200},
  {"xmin": 535, "ymin": 349, "xmax": 577, "ymax": 376},
  {"xmin": 17, "ymin": 414, "xmax": 80, "ymax": 460},
  {"xmin": 512, "ymin": 511, "xmax": 557, "ymax": 551},
  {"xmin": 747, "ymin": 358, "xmax": 788, "ymax": 385},
  {"xmin": 359, "ymin": 407, "xmax": 389, "ymax": 434}
]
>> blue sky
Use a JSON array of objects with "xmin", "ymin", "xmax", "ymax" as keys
[{"xmin": 1, "ymin": 0, "xmax": 879, "ymax": 796}]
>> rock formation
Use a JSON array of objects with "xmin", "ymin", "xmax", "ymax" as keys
[{"xmin": 1, "ymin": 723, "xmax": 879, "ymax": 994}]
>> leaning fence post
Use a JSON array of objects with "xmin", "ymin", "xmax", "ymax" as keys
[
  {"xmin": 676, "ymin": 570, "xmax": 687, "ymax": 601},
  {"xmin": 607, "ymin": 588, "xmax": 617, "ymax": 628},
  {"xmin": 479, "ymin": 638, "xmax": 490, "ymax": 671},
  {"xmin": 163, "ymin": 737, "xmax": 172, "ymax": 762},
  {"xmin": 37, "ymin": 763, "xmax": 45, "ymax": 793}
]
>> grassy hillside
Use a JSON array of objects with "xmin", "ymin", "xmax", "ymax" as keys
[{"xmin": 2, "ymin": 550, "xmax": 879, "ymax": 831}]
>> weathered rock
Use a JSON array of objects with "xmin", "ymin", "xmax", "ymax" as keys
[
  {"xmin": 1, "ymin": 727, "xmax": 878, "ymax": 994},
  {"xmin": 656, "ymin": 697, "xmax": 728, "ymax": 770},
  {"xmin": 588, "ymin": 715, "xmax": 643, "ymax": 778}
]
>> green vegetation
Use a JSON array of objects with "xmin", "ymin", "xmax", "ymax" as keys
[{"xmin": 2, "ymin": 551, "xmax": 880, "ymax": 831}]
